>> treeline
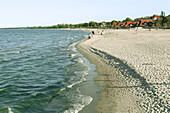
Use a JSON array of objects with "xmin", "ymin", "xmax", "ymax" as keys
[
  {"xmin": 5, "ymin": 11, "xmax": 170, "ymax": 29},
  {"xmin": 22, "ymin": 21, "xmax": 112, "ymax": 29}
]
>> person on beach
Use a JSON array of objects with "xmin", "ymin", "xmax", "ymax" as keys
[
  {"xmin": 88, "ymin": 35, "xmax": 91, "ymax": 39},
  {"xmin": 101, "ymin": 30, "xmax": 105, "ymax": 35},
  {"xmin": 101, "ymin": 31, "xmax": 105, "ymax": 35},
  {"xmin": 92, "ymin": 31, "xmax": 95, "ymax": 34}
]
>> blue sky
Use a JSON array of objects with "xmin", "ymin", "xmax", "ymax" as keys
[{"xmin": 0, "ymin": 0, "xmax": 170, "ymax": 28}]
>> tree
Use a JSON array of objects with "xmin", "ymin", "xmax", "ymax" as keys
[
  {"xmin": 111, "ymin": 20, "xmax": 117, "ymax": 24},
  {"xmin": 122, "ymin": 17, "xmax": 133, "ymax": 22},
  {"xmin": 161, "ymin": 11, "xmax": 165, "ymax": 17},
  {"xmin": 83, "ymin": 23, "xmax": 89, "ymax": 27},
  {"xmin": 70, "ymin": 24, "xmax": 73, "ymax": 28},
  {"xmin": 143, "ymin": 16, "xmax": 150, "ymax": 19},
  {"xmin": 166, "ymin": 16, "xmax": 170, "ymax": 28},
  {"xmin": 89, "ymin": 21, "xmax": 96, "ymax": 27},
  {"xmin": 155, "ymin": 18, "xmax": 162, "ymax": 28},
  {"xmin": 162, "ymin": 16, "xmax": 168, "ymax": 26},
  {"xmin": 134, "ymin": 18, "xmax": 141, "ymax": 22}
]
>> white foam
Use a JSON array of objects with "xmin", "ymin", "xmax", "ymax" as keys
[
  {"xmin": 67, "ymin": 81, "xmax": 83, "ymax": 88},
  {"xmin": 68, "ymin": 42, "xmax": 76, "ymax": 51},
  {"xmin": 12, "ymin": 51, "xmax": 20, "ymax": 54},
  {"xmin": 64, "ymin": 96, "xmax": 93, "ymax": 113},
  {"xmin": 73, "ymin": 58, "xmax": 84, "ymax": 63},
  {"xmin": 77, "ymin": 58, "xmax": 83, "ymax": 63},
  {"xmin": 16, "ymin": 51, "xmax": 20, "ymax": 53},
  {"xmin": 71, "ymin": 54, "xmax": 76, "ymax": 57},
  {"xmin": 67, "ymin": 74, "xmax": 87, "ymax": 89},
  {"xmin": 8, "ymin": 108, "xmax": 13, "ymax": 113},
  {"xmin": 60, "ymin": 88, "xmax": 66, "ymax": 91},
  {"xmin": 74, "ymin": 71, "xmax": 88, "ymax": 76}
]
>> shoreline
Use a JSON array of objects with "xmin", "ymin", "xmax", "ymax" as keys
[{"xmin": 76, "ymin": 29, "xmax": 170, "ymax": 112}]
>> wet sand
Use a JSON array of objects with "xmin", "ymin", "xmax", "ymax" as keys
[{"xmin": 77, "ymin": 29, "xmax": 170, "ymax": 113}]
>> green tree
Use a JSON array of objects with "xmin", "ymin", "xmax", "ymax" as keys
[
  {"xmin": 111, "ymin": 20, "xmax": 117, "ymax": 24},
  {"xmin": 166, "ymin": 15, "xmax": 170, "ymax": 28},
  {"xmin": 83, "ymin": 23, "xmax": 89, "ymax": 27},
  {"xmin": 162, "ymin": 16, "xmax": 168, "ymax": 26},
  {"xmin": 89, "ymin": 21, "xmax": 96, "ymax": 27},
  {"xmin": 161, "ymin": 11, "xmax": 165, "ymax": 17},
  {"xmin": 155, "ymin": 18, "xmax": 162, "ymax": 28},
  {"xmin": 70, "ymin": 24, "xmax": 73, "ymax": 28},
  {"xmin": 122, "ymin": 17, "xmax": 133, "ymax": 22},
  {"xmin": 134, "ymin": 18, "xmax": 141, "ymax": 22}
]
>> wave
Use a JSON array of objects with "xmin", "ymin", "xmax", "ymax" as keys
[
  {"xmin": 71, "ymin": 53, "xmax": 76, "ymax": 57},
  {"xmin": 64, "ymin": 91, "xmax": 93, "ymax": 113},
  {"xmin": 67, "ymin": 76, "xmax": 86, "ymax": 88},
  {"xmin": 8, "ymin": 108, "xmax": 13, "ymax": 113},
  {"xmin": 64, "ymin": 33, "xmax": 93, "ymax": 112}
]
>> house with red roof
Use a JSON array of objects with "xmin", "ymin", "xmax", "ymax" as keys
[
  {"xmin": 132, "ymin": 22, "xmax": 139, "ymax": 27},
  {"xmin": 124, "ymin": 22, "xmax": 133, "ymax": 28},
  {"xmin": 138, "ymin": 19, "xmax": 154, "ymax": 27},
  {"xmin": 120, "ymin": 21, "xmax": 140, "ymax": 28},
  {"xmin": 117, "ymin": 22, "xmax": 126, "ymax": 27},
  {"xmin": 110, "ymin": 18, "xmax": 154, "ymax": 28},
  {"xmin": 152, "ymin": 15, "xmax": 161, "ymax": 20},
  {"xmin": 111, "ymin": 23, "xmax": 117, "ymax": 27}
]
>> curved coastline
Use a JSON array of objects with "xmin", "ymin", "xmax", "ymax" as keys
[{"xmin": 76, "ymin": 29, "xmax": 170, "ymax": 113}]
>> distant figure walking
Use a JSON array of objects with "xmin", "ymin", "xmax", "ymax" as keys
[
  {"xmin": 88, "ymin": 35, "xmax": 91, "ymax": 39},
  {"xmin": 92, "ymin": 31, "xmax": 95, "ymax": 34},
  {"xmin": 101, "ymin": 30, "xmax": 105, "ymax": 35},
  {"xmin": 101, "ymin": 31, "xmax": 105, "ymax": 35}
]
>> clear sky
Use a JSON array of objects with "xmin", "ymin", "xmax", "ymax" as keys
[{"xmin": 0, "ymin": 0, "xmax": 170, "ymax": 28}]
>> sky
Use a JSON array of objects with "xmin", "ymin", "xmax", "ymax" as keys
[{"xmin": 0, "ymin": 0, "xmax": 170, "ymax": 28}]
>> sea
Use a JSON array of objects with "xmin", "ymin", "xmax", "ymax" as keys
[{"xmin": 0, "ymin": 29, "xmax": 98, "ymax": 113}]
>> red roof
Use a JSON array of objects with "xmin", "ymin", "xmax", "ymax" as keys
[
  {"xmin": 124, "ymin": 22, "xmax": 133, "ymax": 27},
  {"xmin": 132, "ymin": 21, "xmax": 139, "ymax": 24},
  {"xmin": 153, "ymin": 15, "xmax": 161, "ymax": 18},
  {"xmin": 139, "ymin": 19, "xmax": 154, "ymax": 27},
  {"xmin": 140, "ymin": 19, "xmax": 153, "ymax": 23},
  {"xmin": 111, "ymin": 23, "xmax": 117, "ymax": 27},
  {"xmin": 124, "ymin": 21, "xmax": 139, "ymax": 27},
  {"xmin": 117, "ymin": 22, "xmax": 126, "ymax": 27}
]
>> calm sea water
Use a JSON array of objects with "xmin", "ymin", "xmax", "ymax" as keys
[{"xmin": 0, "ymin": 29, "xmax": 91, "ymax": 113}]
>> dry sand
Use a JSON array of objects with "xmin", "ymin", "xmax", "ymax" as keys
[{"xmin": 77, "ymin": 28, "xmax": 170, "ymax": 113}]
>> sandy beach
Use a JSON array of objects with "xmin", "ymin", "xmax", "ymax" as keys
[{"xmin": 77, "ymin": 29, "xmax": 170, "ymax": 113}]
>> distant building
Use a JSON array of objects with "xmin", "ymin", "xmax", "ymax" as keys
[
  {"xmin": 110, "ymin": 18, "xmax": 154, "ymax": 28},
  {"xmin": 132, "ymin": 22, "xmax": 139, "ymax": 27},
  {"xmin": 111, "ymin": 21, "xmax": 140, "ymax": 28},
  {"xmin": 111, "ymin": 23, "xmax": 117, "ymax": 27},
  {"xmin": 152, "ymin": 15, "xmax": 161, "ymax": 20},
  {"xmin": 138, "ymin": 19, "xmax": 154, "ymax": 27},
  {"xmin": 124, "ymin": 22, "xmax": 133, "ymax": 28},
  {"xmin": 117, "ymin": 22, "xmax": 126, "ymax": 27}
]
